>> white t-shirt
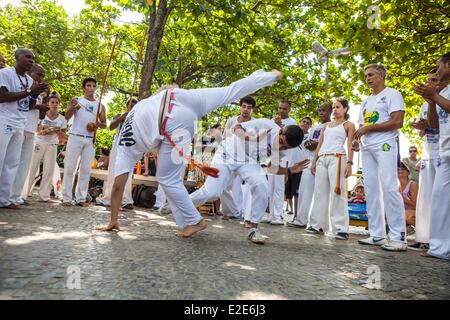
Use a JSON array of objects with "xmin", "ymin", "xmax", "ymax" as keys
[
  {"xmin": 358, "ymin": 87, "xmax": 405, "ymax": 147},
  {"xmin": 419, "ymin": 102, "xmax": 439, "ymax": 160},
  {"xmin": 437, "ymin": 85, "xmax": 450, "ymax": 159},
  {"xmin": 70, "ymin": 96, "xmax": 103, "ymax": 137},
  {"xmin": 280, "ymin": 116, "xmax": 297, "ymax": 127},
  {"xmin": 117, "ymin": 91, "xmax": 164, "ymax": 159},
  {"xmin": 216, "ymin": 118, "xmax": 287, "ymax": 166},
  {"xmin": 224, "ymin": 115, "xmax": 254, "ymax": 139},
  {"xmin": 24, "ymin": 95, "xmax": 43, "ymax": 134},
  {"xmin": 0, "ymin": 67, "xmax": 34, "ymax": 128},
  {"xmin": 36, "ymin": 114, "xmax": 67, "ymax": 144}
]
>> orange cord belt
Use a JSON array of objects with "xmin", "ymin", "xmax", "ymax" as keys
[
  {"xmin": 159, "ymin": 90, "xmax": 220, "ymax": 178},
  {"xmin": 320, "ymin": 153, "xmax": 345, "ymax": 195}
]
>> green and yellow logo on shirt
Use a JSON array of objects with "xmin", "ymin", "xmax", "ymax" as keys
[
  {"xmin": 382, "ymin": 143, "xmax": 391, "ymax": 152},
  {"xmin": 363, "ymin": 110, "xmax": 380, "ymax": 125}
]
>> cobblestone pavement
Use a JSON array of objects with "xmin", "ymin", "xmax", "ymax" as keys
[{"xmin": 1, "ymin": 198, "xmax": 449, "ymax": 300}]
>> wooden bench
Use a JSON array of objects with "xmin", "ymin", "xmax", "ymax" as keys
[{"xmin": 61, "ymin": 168, "xmax": 197, "ymax": 188}]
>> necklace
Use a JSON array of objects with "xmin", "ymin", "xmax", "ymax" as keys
[{"xmin": 14, "ymin": 67, "xmax": 29, "ymax": 90}]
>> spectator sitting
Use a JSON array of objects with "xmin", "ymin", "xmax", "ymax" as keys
[
  {"xmin": 350, "ymin": 185, "xmax": 366, "ymax": 204},
  {"xmin": 97, "ymin": 147, "xmax": 110, "ymax": 170},
  {"xmin": 398, "ymin": 162, "xmax": 418, "ymax": 228}
]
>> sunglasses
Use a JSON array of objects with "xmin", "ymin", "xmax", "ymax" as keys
[{"xmin": 409, "ymin": 150, "xmax": 417, "ymax": 153}]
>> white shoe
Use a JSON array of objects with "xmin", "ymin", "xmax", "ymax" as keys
[
  {"xmin": 260, "ymin": 217, "xmax": 272, "ymax": 224},
  {"xmin": 381, "ymin": 241, "xmax": 407, "ymax": 252},
  {"xmin": 286, "ymin": 220, "xmax": 306, "ymax": 228},
  {"xmin": 358, "ymin": 236, "xmax": 387, "ymax": 246},
  {"xmin": 247, "ymin": 228, "xmax": 265, "ymax": 244},
  {"xmin": 270, "ymin": 219, "xmax": 284, "ymax": 225},
  {"xmin": 158, "ymin": 204, "xmax": 172, "ymax": 215}
]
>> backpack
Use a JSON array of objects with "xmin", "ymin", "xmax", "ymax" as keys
[{"xmin": 132, "ymin": 184, "xmax": 156, "ymax": 208}]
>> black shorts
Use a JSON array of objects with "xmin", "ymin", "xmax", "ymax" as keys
[{"xmin": 285, "ymin": 172, "xmax": 302, "ymax": 198}]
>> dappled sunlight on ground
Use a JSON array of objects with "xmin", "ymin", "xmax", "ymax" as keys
[
  {"xmin": 4, "ymin": 231, "xmax": 89, "ymax": 246},
  {"xmin": 236, "ymin": 291, "xmax": 287, "ymax": 300},
  {"xmin": 224, "ymin": 261, "xmax": 256, "ymax": 271}
]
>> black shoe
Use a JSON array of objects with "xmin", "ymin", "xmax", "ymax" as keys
[
  {"xmin": 122, "ymin": 203, "xmax": 134, "ymax": 210},
  {"xmin": 336, "ymin": 232, "xmax": 349, "ymax": 240},
  {"xmin": 306, "ymin": 226, "xmax": 323, "ymax": 234},
  {"xmin": 408, "ymin": 242, "xmax": 429, "ymax": 252}
]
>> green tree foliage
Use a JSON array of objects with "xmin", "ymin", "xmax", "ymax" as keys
[{"xmin": 1, "ymin": 0, "xmax": 448, "ymax": 150}]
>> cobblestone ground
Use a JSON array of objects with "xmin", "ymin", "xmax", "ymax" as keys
[{"xmin": 1, "ymin": 197, "xmax": 449, "ymax": 300}]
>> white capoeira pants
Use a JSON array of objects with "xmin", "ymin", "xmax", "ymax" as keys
[
  {"xmin": 100, "ymin": 139, "xmax": 133, "ymax": 206},
  {"xmin": 268, "ymin": 174, "xmax": 285, "ymax": 221},
  {"xmin": 428, "ymin": 157, "xmax": 450, "ymax": 260},
  {"xmin": 154, "ymin": 184, "xmax": 167, "ymax": 208},
  {"xmin": 220, "ymin": 173, "xmax": 244, "ymax": 217},
  {"xmin": 10, "ymin": 131, "xmax": 35, "ymax": 204},
  {"xmin": 62, "ymin": 134, "xmax": 95, "ymax": 203},
  {"xmin": 309, "ymin": 155, "xmax": 349, "ymax": 234},
  {"xmin": 25, "ymin": 143, "xmax": 57, "ymax": 201},
  {"xmin": 415, "ymin": 159, "xmax": 437, "ymax": 244},
  {"xmin": 362, "ymin": 139, "xmax": 406, "ymax": 243},
  {"xmin": 293, "ymin": 167, "xmax": 315, "ymax": 226},
  {"xmin": 242, "ymin": 182, "xmax": 252, "ymax": 221},
  {"xmin": 190, "ymin": 162, "xmax": 268, "ymax": 224},
  {"xmin": 0, "ymin": 124, "xmax": 24, "ymax": 207}
]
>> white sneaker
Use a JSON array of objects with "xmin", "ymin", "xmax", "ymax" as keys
[
  {"xmin": 260, "ymin": 217, "xmax": 272, "ymax": 224},
  {"xmin": 381, "ymin": 241, "xmax": 407, "ymax": 252},
  {"xmin": 158, "ymin": 204, "xmax": 172, "ymax": 215},
  {"xmin": 286, "ymin": 220, "xmax": 307, "ymax": 228},
  {"xmin": 358, "ymin": 237, "xmax": 387, "ymax": 246},
  {"xmin": 270, "ymin": 219, "xmax": 284, "ymax": 225},
  {"xmin": 247, "ymin": 228, "xmax": 265, "ymax": 244}
]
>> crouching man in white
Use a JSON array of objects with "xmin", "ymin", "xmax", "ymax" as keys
[
  {"xmin": 189, "ymin": 119, "xmax": 309, "ymax": 244},
  {"xmin": 97, "ymin": 69, "xmax": 283, "ymax": 237}
]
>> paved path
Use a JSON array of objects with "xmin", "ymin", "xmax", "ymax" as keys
[{"xmin": 1, "ymin": 200, "xmax": 449, "ymax": 300}]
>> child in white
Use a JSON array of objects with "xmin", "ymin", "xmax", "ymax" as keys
[
  {"xmin": 98, "ymin": 70, "xmax": 282, "ymax": 236},
  {"xmin": 308, "ymin": 98, "xmax": 355, "ymax": 239},
  {"xmin": 354, "ymin": 64, "xmax": 407, "ymax": 251},
  {"xmin": 26, "ymin": 94, "xmax": 67, "ymax": 201}
]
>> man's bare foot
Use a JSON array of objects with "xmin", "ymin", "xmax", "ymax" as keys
[
  {"xmin": 244, "ymin": 221, "xmax": 253, "ymax": 228},
  {"xmin": 420, "ymin": 251, "xmax": 439, "ymax": 259},
  {"xmin": 272, "ymin": 69, "xmax": 283, "ymax": 80},
  {"xmin": 96, "ymin": 222, "xmax": 121, "ymax": 232},
  {"xmin": 2, "ymin": 203, "xmax": 20, "ymax": 209},
  {"xmin": 176, "ymin": 219, "xmax": 207, "ymax": 238}
]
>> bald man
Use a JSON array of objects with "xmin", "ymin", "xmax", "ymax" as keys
[
  {"xmin": 0, "ymin": 48, "xmax": 49, "ymax": 208},
  {"xmin": 10, "ymin": 64, "xmax": 50, "ymax": 205}
]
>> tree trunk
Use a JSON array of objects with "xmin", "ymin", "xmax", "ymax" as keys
[{"xmin": 138, "ymin": 0, "xmax": 173, "ymax": 99}]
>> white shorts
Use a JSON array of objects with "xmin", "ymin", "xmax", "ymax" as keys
[{"xmin": 114, "ymin": 144, "xmax": 142, "ymax": 178}]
